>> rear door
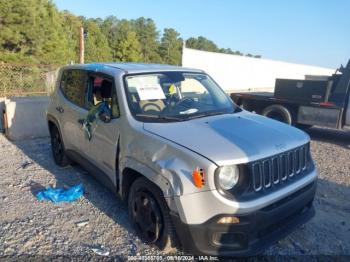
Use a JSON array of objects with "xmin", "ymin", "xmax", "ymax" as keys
[
  {"xmin": 58, "ymin": 69, "xmax": 89, "ymax": 155},
  {"xmin": 84, "ymin": 73, "xmax": 121, "ymax": 182}
]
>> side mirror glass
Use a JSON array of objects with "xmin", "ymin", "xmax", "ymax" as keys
[{"xmin": 99, "ymin": 112, "xmax": 111, "ymax": 123}]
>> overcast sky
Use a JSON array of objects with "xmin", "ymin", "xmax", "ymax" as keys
[{"xmin": 54, "ymin": 0, "xmax": 350, "ymax": 68}]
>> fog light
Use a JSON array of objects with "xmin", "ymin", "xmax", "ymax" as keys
[{"xmin": 217, "ymin": 216, "xmax": 240, "ymax": 224}]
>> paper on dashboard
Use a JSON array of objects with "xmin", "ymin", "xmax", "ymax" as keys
[{"xmin": 133, "ymin": 76, "xmax": 166, "ymax": 101}]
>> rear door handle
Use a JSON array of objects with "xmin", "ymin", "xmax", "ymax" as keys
[{"xmin": 56, "ymin": 106, "xmax": 64, "ymax": 113}]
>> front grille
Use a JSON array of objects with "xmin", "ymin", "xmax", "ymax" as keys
[{"xmin": 250, "ymin": 144, "xmax": 309, "ymax": 192}]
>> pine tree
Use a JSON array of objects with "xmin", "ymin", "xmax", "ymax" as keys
[
  {"xmin": 0, "ymin": 0, "xmax": 69, "ymax": 64},
  {"xmin": 100, "ymin": 15, "xmax": 119, "ymax": 39},
  {"xmin": 61, "ymin": 10, "xmax": 82, "ymax": 64},
  {"xmin": 37, "ymin": 0, "xmax": 69, "ymax": 64},
  {"xmin": 186, "ymin": 36, "xmax": 219, "ymax": 52},
  {"xmin": 0, "ymin": 1, "xmax": 260, "ymax": 65},
  {"xmin": 116, "ymin": 31, "xmax": 142, "ymax": 62},
  {"xmin": 84, "ymin": 20, "xmax": 112, "ymax": 63},
  {"xmin": 106, "ymin": 19, "xmax": 130, "ymax": 61},
  {"xmin": 159, "ymin": 28, "xmax": 183, "ymax": 65},
  {"xmin": 133, "ymin": 17, "xmax": 161, "ymax": 63}
]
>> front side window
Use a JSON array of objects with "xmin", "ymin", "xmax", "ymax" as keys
[
  {"xmin": 60, "ymin": 70, "xmax": 87, "ymax": 108},
  {"xmin": 124, "ymin": 72, "xmax": 238, "ymax": 122},
  {"xmin": 86, "ymin": 76, "xmax": 120, "ymax": 118}
]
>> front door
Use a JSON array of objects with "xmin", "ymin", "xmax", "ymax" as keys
[{"xmin": 83, "ymin": 73, "xmax": 121, "ymax": 183}]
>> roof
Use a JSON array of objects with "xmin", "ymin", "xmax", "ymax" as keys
[{"xmin": 66, "ymin": 63, "xmax": 204, "ymax": 74}]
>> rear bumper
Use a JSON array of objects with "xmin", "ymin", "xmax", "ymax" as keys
[{"xmin": 171, "ymin": 181, "xmax": 316, "ymax": 257}]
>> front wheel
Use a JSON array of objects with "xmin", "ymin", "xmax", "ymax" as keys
[
  {"xmin": 128, "ymin": 177, "xmax": 178, "ymax": 253},
  {"xmin": 50, "ymin": 124, "xmax": 71, "ymax": 167},
  {"xmin": 296, "ymin": 124, "xmax": 313, "ymax": 131}
]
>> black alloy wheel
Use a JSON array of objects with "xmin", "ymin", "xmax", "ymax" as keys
[
  {"xmin": 50, "ymin": 125, "xmax": 70, "ymax": 167},
  {"xmin": 131, "ymin": 190, "xmax": 163, "ymax": 243},
  {"xmin": 128, "ymin": 177, "xmax": 178, "ymax": 253}
]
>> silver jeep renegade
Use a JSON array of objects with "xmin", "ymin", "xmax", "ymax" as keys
[{"xmin": 47, "ymin": 63, "xmax": 317, "ymax": 256}]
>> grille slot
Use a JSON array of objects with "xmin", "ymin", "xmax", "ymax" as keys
[
  {"xmin": 252, "ymin": 163, "xmax": 262, "ymax": 191},
  {"xmin": 251, "ymin": 145, "xmax": 309, "ymax": 192},
  {"xmin": 272, "ymin": 157, "xmax": 279, "ymax": 184},
  {"xmin": 263, "ymin": 160, "xmax": 272, "ymax": 188}
]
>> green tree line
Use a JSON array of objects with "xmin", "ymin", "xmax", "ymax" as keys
[{"xmin": 0, "ymin": 0, "xmax": 260, "ymax": 66}]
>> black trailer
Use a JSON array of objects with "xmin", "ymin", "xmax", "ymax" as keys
[{"xmin": 231, "ymin": 60, "xmax": 350, "ymax": 130}]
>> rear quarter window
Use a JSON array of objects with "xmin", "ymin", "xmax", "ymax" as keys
[{"xmin": 60, "ymin": 70, "xmax": 87, "ymax": 108}]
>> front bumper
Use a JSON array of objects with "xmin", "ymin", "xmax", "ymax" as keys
[{"xmin": 171, "ymin": 181, "xmax": 316, "ymax": 257}]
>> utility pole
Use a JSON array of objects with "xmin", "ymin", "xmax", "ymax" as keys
[{"xmin": 79, "ymin": 27, "xmax": 85, "ymax": 64}]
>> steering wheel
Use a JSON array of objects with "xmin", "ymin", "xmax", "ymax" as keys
[
  {"xmin": 141, "ymin": 103, "xmax": 162, "ymax": 112},
  {"xmin": 175, "ymin": 97, "xmax": 195, "ymax": 108}
]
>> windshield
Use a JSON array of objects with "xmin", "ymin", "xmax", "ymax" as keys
[{"xmin": 124, "ymin": 72, "xmax": 239, "ymax": 122}]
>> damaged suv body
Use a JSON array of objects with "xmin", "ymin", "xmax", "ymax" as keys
[{"xmin": 47, "ymin": 63, "xmax": 317, "ymax": 256}]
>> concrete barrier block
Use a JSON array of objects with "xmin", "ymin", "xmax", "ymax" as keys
[
  {"xmin": 5, "ymin": 96, "xmax": 50, "ymax": 140},
  {"xmin": 0, "ymin": 97, "xmax": 5, "ymax": 132}
]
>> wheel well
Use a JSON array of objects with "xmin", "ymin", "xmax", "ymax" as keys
[
  {"xmin": 47, "ymin": 116, "xmax": 62, "ymax": 135},
  {"xmin": 121, "ymin": 168, "xmax": 143, "ymax": 201},
  {"xmin": 48, "ymin": 120, "xmax": 56, "ymax": 133},
  {"xmin": 262, "ymin": 104, "xmax": 298, "ymax": 122},
  {"xmin": 240, "ymin": 98, "xmax": 270, "ymax": 113}
]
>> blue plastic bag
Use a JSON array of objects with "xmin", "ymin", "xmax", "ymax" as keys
[{"xmin": 36, "ymin": 184, "xmax": 84, "ymax": 203}]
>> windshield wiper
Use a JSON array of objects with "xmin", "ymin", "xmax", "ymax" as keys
[
  {"xmin": 185, "ymin": 111, "xmax": 228, "ymax": 120},
  {"xmin": 135, "ymin": 114, "xmax": 184, "ymax": 122}
]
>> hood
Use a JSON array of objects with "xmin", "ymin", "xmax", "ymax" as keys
[{"xmin": 143, "ymin": 111, "xmax": 310, "ymax": 166}]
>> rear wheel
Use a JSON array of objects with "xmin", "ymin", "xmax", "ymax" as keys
[
  {"xmin": 296, "ymin": 124, "xmax": 313, "ymax": 131},
  {"xmin": 128, "ymin": 177, "xmax": 178, "ymax": 253},
  {"xmin": 262, "ymin": 104, "xmax": 293, "ymax": 125},
  {"xmin": 50, "ymin": 124, "xmax": 71, "ymax": 167},
  {"xmin": 241, "ymin": 101, "xmax": 251, "ymax": 111}
]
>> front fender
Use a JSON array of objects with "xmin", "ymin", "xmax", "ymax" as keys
[
  {"xmin": 121, "ymin": 129, "xmax": 218, "ymax": 197},
  {"xmin": 121, "ymin": 156, "xmax": 178, "ymax": 198}
]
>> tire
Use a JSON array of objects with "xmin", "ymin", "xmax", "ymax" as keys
[
  {"xmin": 241, "ymin": 101, "xmax": 251, "ymax": 111},
  {"xmin": 262, "ymin": 104, "xmax": 293, "ymax": 125},
  {"xmin": 128, "ymin": 177, "xmax": 178, "ymax": 253},
  {"xmin": 49, "ymin": 124, "xmax": 71, "ymax": 167},
  {"xmin": 296, "ymin": 124, "xmax": 313, "ymax": 131}
]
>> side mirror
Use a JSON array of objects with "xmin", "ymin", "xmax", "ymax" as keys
[{"xmin": 99, "ymin": 112, "xmax": 111, "ymax": 123}]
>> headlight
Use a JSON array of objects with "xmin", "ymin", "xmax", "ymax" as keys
[{"xmin": 217, "ymin": 165, "xmax": 240, "ymax": 190}]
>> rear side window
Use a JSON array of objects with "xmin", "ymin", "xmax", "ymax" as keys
[{"xmin": 60, "ymin": 70, "xmax": 87, "ymax": 108}]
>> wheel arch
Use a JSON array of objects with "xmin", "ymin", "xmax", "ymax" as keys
[
  {"xmin": 120, "ymin": 163, "xmax": 177, "ymax": 211},
  {"xmin": 47, "ymin": 114, "xmax": 68, "ymax": 152},
  {"xmin": 47, "ymin": 114, "xmax": 71, "ymax": 167},
  {"xmin": 261, "ymin": 104, "xmax": 297, "ymax": 125},
  {"xmin": 121, "ymin": 167, "xmax": 143, "ymax": 201},
  {"xmin": 240, "ymin": 98, "xmax": 272, "ymax": 113},
  {"xmin": 47, "ymin": 114, "xmax": 60, "ymax": 134},
  {"xmin": 121, "ymin": 163, "xmax": 173, "ymax": 198}
]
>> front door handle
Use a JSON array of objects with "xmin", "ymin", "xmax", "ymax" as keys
[
  {"xmin": 78, "ymin": 119, "xmax": 85, "ymax": 126},
  {"xmin": 56, "ymin": 106, "xmax": 64, "ymax": 113}
]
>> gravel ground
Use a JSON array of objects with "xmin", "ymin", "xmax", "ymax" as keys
[{"xmin": 0, "ymin": 127, "xmax": 349, "ymax": 260}]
